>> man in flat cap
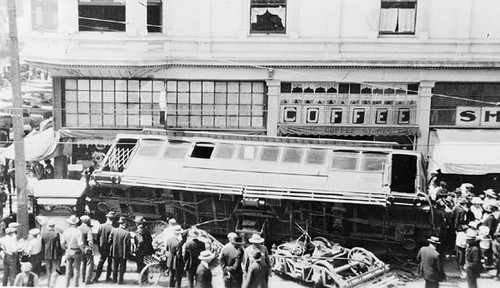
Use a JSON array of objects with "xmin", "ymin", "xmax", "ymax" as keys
[
  {"xmin": 219, "ymin": 232, "xmax": 243, "ymax": 288},
  {"xmin": 133, "ymin": 216, "xmax": 154, "ymax": 276},
  {"xmin": 78, "ymin": 215, "xmax": 94, "ymax": 285},
  {"xmin": 0, "ymin": 227, "xmax": 20, "ymax": 286},
  {"xmin": 41, "ymin": 220, "xmax": 63, "ymax": 288},
  {"xmin": 23, "ymin": 228, "xmax": 42, "ymax": 276},
  {"xmin": 94, "ymin": 210, "xmax": 116, "ymax": 283}
]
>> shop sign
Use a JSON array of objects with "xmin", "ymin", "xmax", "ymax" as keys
[{"xmin": 456, "ymin": 106, "xmax": 500, "ymax": 127}]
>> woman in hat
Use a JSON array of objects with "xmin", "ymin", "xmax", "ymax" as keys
[
  {"xmin": 13, "ymin": 262, "xmax": 39, "ymax": 287},
  {"xmin": 464, "ymin": 229, "xmax": 482, "ymax": 288},
  {"xmin": 469, "ymin": 197, "xmax": 484, "ymax": 221}
]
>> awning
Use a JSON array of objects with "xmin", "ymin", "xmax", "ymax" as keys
[
  {"xmin": 33, "ymin": 179, "xmax": 87, "ymax": 199},
  {"xmin": 278, "ymin": 125, "xmax": 419, "ymax": 136},
  {"xmin": 428, "ymin": 129, "xmax": 500, "ymax": 175},
  {"xmin": 4, "ymin": 128, "xmax": 62, "ymax": 161}
]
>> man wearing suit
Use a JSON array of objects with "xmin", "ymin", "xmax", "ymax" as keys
[
  {"xmin": 242, "ymin": 234, "xmax": 270, "ymax": 277},
  {"xmin": 242, "ymin": 250, "xmax": 269, "ymax": 288},
  {"xmin": 41, "ymin": 221, "xmax": 63, "ymax": 288},
  {"xmin": 183, "ymin": 228, "xmax": 206, "ymax": 288},
  {"xmin": 196, "ymin": 250, "xmax": 215, "ymax": 288},
  {"xmin": 165, "ymin": 225, "xmax": 184, "ymax": 288},
  {"xmin": 219, "ymin": 232, "xmax": 243, "ymax": 288},
  {"xmin": 417, "ymin": 236, "xmax": 446, "ymax": 288},
  {"xmin": 134, "ymin": 216, "xmax": 154, "ymax": 274},
  {"xmin": 94, "ymin": 211, "xmax": 116, "ymax": 283},
  {"xmin": 108, "ymin": 216, "xmax": 131, "ymax": 284},
  {"xmin": 78, "ymin": 215, "xmax": 94, "ymax": 285}
]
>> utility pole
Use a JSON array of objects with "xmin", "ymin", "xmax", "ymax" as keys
[{"xmin": 7, "ymin": 0, "xmax": 29, "ymax": 238}]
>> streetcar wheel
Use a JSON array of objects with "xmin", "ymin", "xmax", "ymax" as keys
[{"xmin": 139, "ymin": 263, "xmax": 167, "ymax": 287}]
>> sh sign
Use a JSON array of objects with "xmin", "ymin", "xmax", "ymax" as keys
[{"xmin": 456, "ymin": 106, "xmax": 500, "ymax": 126}]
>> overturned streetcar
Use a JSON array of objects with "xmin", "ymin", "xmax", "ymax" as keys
[{"xmin": 91, "ymin": 130, "xmax": 435, "ymax": 254}]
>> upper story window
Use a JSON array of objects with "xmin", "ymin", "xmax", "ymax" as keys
[
  {"xmin": 78, "ymin": 0, "xmax": 126, "ymax": 32},
  {"xmin": 379, "ymin": 0, "xmax": 417, "ymax": 35},
  {"xmin": 250, "ymin": 0, "xmax": 286, "ymax": 34},
  {"xmin": 147, "ymin": 0, "xmax": 162, "ymax": 33},
  {"xmin": 31, "ymin": 0, "xmax": 58, "ymax": 32}
]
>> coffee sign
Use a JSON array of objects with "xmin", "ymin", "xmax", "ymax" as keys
[{"xmin": 456, "ymin": 106, "xmax": 500, "ymax": 126}]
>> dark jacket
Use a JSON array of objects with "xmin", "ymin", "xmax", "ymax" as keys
[
  {"xmin": 196, "ymin": 262, "xmax": 212, "ymax": 288},
  {"xmin": 183, "ymin": 238, "xmax": 206, "ymax": 272},
  {"xmin": 452, "ymin": 205, "xmax": 470, "ymax": 231},
  {"xmin": 165, "ymin": 236, "xmax": 183, "ymax": 270},
  {"xmin": 417, "ymin": 245, "xmax": 446, "ymax": 282},
  {"xmin": 108, "ymin": 226, "xmax": 131, "ymax": 259},
  {"xmin": 483, "ymin": 213, "xmax": 498, "ymax": 237},
  {"xmin": 41, "ymin": 228, "xmax": 63, "ymax": 260},
  {"xmin": 242, "ymin": 259, "xmax": 269, "ymax": 288},
  {"xmin": 219, "ymin": 242, "xmax": 243, "ymax": 284},
  {"xmin": 135, "ymin": 225, "xmax": 154, "ymax": 256},
  {"xmin": 97, "ymin": 222, "xmax": 114, "ymax": 255},
  {"xmin": 465, "ymin": 241, "xmax": 483, "ymax": 277}
]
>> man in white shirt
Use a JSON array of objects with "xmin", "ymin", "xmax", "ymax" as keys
[
  {"xmin": 0, "ymin": 227, "xmax": 20, "ymax": 286},
  {"xmin": 61, "ymin": 215, "xmax": 84, "ymax": 287},
  {"xmin": 23, "ymin": 228, "xmax": 42, "ymax": 276}
]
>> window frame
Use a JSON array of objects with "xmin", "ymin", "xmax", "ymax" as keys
[
  {"xmin": 78, "ymin": 0, "xmax": 126, "ymax": 32},
  {"xmin": 250, "ymin": 0, "xmax": 287, "ymax": 34},
  {"xmin": 147, "ymin": 0, "xmax": 163, "ymax": 33},
  {"xmin": 379, "ymin": 0, "xmax": 417, "ymax": 35}
]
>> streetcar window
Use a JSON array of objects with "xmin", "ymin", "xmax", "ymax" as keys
[
  {"xmin": 136, "ymin": 140, "xmax": 163, "ymax": 157},
  {"xmin": 361, "ymin": 152, "xmax": 387, "ymax": 171},
  {"xmin": 163, "ymin": 142, "xmax": 190, "ymax": 159},
  {"xmin": 191, "ymin": 143, "xmax": 215, "ymax": 159},
  {"xmin": 260, "ymin": 146, "xmax": 280, "ymax": 162},
  {"xmin": 213, "ymin": 143, "xmax": 236, "ymax": 159},
  {"xmin": 282, "ymin": 148, "xmax": 303, "ymax": 163},
  {"xmin": 331, "ymin": 151, "xmax": 358, "ymax": 170},
  {"xmin": 305, "ymin": 149, "xmax": 327, "ymax": 165},
  {"xmin": 237, "ymin": 145, "xmax": 258, "ymax": 160}
]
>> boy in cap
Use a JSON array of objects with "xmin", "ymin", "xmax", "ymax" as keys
[
  {"xmin": 13, "ymin": 262, "xmax": 39, "ymax": 287},
  {"xmin": 78, "ymin": 215, "xmax": 94, "ymax": 284},
  {"xmin": 94, "ymin": 210, "xmax": 116, "ymax": 283},
  {"xmin": 0, "ymin": 227, "xmax": 20, "ymax": 286},
  {"xmin": 417, "ymin": 236, "xmax": 446, "ymax": 288},
  {"xmin": 219, "ymin": 232, "xmax": 244, "ymax": 288}
]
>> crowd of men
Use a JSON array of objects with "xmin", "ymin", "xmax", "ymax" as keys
[
  {"xmin": 419, "ymin": 182, "xmax": 500, "ymax": 287},
  {"xmin": 0, "ymin": 210, "xmax": 271, "ymax": 288}
]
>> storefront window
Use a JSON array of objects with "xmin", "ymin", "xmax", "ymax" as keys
[
  {"xmin": 78, "ymin": 0, "xmax": 126, "ymax": 32},
  {"xmin": 31, "ymin": 0, "xmax": 58, "ymax": 32},
  {"xmin": 64, "ymin": 79, "xmax": 163, "ymax": 128},
  {"xmin": 165, "ymin": 80, "xmax": 265, "ymax": 130}
]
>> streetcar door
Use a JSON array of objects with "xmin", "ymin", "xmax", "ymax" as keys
[{"xmin": 390, "ymin": 154, "xmax": 417, "ymax": 194}]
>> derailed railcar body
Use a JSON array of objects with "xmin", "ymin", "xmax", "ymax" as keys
[{"xmin": 92, "ymin": 130, "xmax": 434, "ymax": 253}]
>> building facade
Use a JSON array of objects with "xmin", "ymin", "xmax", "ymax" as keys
[{"xmin": 18, "ymin": 0, "xmax": 500, "ymax": 184}]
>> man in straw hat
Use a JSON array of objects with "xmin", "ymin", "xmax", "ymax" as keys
[
  {"xmin": 78, "ymin": 215, "xmax": 94, "ymax": 285},
  {"xmin": 41, "ymin": 220, "xmax": 63, "ymax": 288},
  {"xmin": 61, "ymin": 215, "xmax": 84, "ymax": 287},
  {"xmin": 183, "ymin": 228, "xmax": 206, "ymax": 288},
  {"xmin": 417, "ymin": 236, "xmax": 446, "ymax": 288},
  {"xmin": 464, "ymin": 229, "xmax": 482, "ymax": 288},
  {"xmin": 94, "ymin": 210, "xmax": 116, "ymax": 283},
  {"xmin": 242, "ymin": 234, "xmax": 270, "ymax": 278},
  {"xmin": 0, "ymin": 227, "xmax": 20, "ymax": 286},
  {"xmin": 13, "ymin": 261, "xmax": 39, "ymax": 287},
  {"xmin": 165, "ymin": 225, "xmax": 184, "ymax": 288},
  {"xmin": 242, "ymin": 250, "xmax": 269, "ymax": 288},
  {"xmin": 196, "ymin": 250, "xmax": 216, "ymax": 288},
  {"xmin": 219, "ymin": 232, "xmax": 244, "ymax": 288},
  {"xmin": 109, "ymin": 216, "xmax": 131, "ymax": 284},
  {"xmin": 133, "ymin": 216, "xmax": 154, "ymax": 275}
]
